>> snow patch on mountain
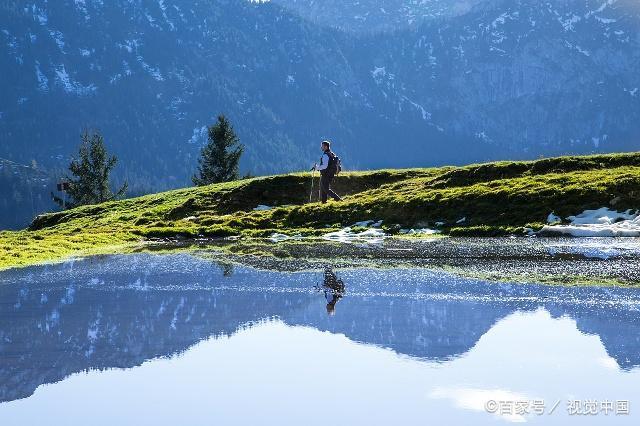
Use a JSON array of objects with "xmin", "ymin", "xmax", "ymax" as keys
[
  {"xmin": 31, "ymin": 5, "xmax": 48, "ymax": 26},
  {"xmin": 137, "ymin": 56, "xmax": 163, "ymax": 81},
  {"xmin": 372, "ymin": 66, "xmax": 387, "ymax": 81},
  {"xmin": 625, "ymin": 88, "xmax": 638, "ymax": 97},
  {"xmin": 188, "ymin": 125, "xmax": 208, "ymax": 145},
  {"xmin": 559, "ymin": 14, "xmax": 581, "ymax": 31},
  {"xmin": 35, "ymin": 62, "xmax": 49, "ymax": 92},
  {"xmin": 54, "ymin": 65, "xmax": 97, "ymax": 96},
  {"xmin": 48, "ymin": 30, "xmax": 65, "ymax": 52},
  {"xmin": 74, "ymin": 0, "xmax": 90, "ymax": 21}
]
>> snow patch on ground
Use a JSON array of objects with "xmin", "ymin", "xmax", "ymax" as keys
[
  {"xmin": 253, "ymin": 205, "xmax": 273, "ymax": 211},
  {"xmin": 269, "ymin": 233, "xmax": 302, "ymax": 243},
  {"xmin": 323, "ymin": 228, "xmax": 386, "ymax": 244},
  {"xmin": 541, "ymin": 208, "xmax": 640, "ymax": 237},
  {"xmin": 547, "ymin": 212, "xmax": 561, "ymax": 224}
]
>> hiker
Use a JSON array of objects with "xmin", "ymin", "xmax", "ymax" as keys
[{"xmin": 312, "ymin": 140, "xmax": 342, "ymax": 204}]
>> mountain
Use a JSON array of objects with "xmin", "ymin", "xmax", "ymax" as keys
[
  {"xmin": 272, "ymin": 0, "xmax": 489, "ymax": 32},
  {"xmin": 0, "ymin": 158, "xmax": 53, "ymax": 230},
  {"xmin": 0, "ymin": 0, "xmax": 638, "ymax": 229},
  {"xmin": 0, "ymin": 0, "xmax": 367, "ymax": 184},
  {"xmin": 349, "ymin": 0, "xmax": 640, "ymax": 157}
]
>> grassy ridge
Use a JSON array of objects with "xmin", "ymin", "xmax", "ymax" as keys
[{"xmin": 1, "ymin": 152, "xmax": 639, "ymax": 270}]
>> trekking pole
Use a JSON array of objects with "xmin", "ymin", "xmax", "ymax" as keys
[{"xmin": 308, "ymin": 167, "xmax": 316, "ymax": 203}]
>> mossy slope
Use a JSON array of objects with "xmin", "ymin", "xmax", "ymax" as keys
[{"xmin": 2, "ymin": 152, "xmax": 639, "ymax": 270}]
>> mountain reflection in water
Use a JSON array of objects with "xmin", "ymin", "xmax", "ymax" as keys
[{"xmin": 1, "ymin": 252, "xmax": 639, "ymax": 407}]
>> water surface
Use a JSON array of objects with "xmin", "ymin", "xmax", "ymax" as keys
[{"xmin": 0, "ymin": 253, "xmax": 639, "ymax": 424}]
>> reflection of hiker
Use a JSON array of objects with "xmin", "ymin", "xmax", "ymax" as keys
[
  {"xmin": 322, "ymin": 267, "xmax": 345, "ymax": 315},
  {"xmin": 312, "ymin": 140, "xmax": 342, "ymax": 204}
]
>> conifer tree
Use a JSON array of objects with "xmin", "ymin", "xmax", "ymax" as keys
[
  {"xmin": 52, "ymin": 130, "xmax": 127, "ymax": 209},
  {"xmin": 192, "ymin": 115, "xmax": 244, "ymax": 186}
]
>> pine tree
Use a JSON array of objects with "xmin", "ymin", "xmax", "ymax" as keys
[
  {"xmin": 192, "ymin": 115, "xmax": 244, "ymax": 186},
  {"xmin": 52, "ymin": 130, "xmax": 127, "ymax": 209}
]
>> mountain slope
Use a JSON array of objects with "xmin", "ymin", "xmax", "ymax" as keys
[
  {"xmin": 349, "ymin": 0, "xmax": 640, "ymax": 157},
  {"xmin": 272, "ymin": 0, "xmax": 488, "ymax": 32},
  {"xmin": 0, "ymin": 0, "xmax": 375, "ymax": 184}
]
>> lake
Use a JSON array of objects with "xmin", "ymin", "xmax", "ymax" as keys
[{"xmin": 1, "ymin": 251, "xmax": 639, "ymax": 425}]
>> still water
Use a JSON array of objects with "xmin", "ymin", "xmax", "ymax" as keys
[{"xmin": 1, "ymin": 253, "xmax": 639, "ymax": 425}]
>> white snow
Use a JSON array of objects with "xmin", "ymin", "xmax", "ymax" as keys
[
  {"xmin": 595, "ymin": 16, "xmax": 616, "ymax": 24},
  {"xmin": 475, "ymin": 132, "xmax": 492, "ymax": 143},
  {"xmin": 575, "ymin": 45, "xmax": 590, "ymax": 57},
  {"xmin": 568, "ymin": 208, "xmax": 635, "ymax": 225},
  {"xmin": 547, "ymin": 212, "xmax": 561, "ymax": 224},
  {"xmin": 137, "ymin": 55, "xmax": 164, "ymax": 81},
  {"xmin": 35, "ymin": 62, "xmax": 49, "ymax": 92},
  {"xmin": 560, "ymin": 14, "xmax": 581, "ymax": 31},
  {"xmin": 269, "ymin": 233, "xmax": 301, "ymax": 243},
  {"xmin": 491, "ymin": 12, "xmax": 510, "ymax": 28},
  {"xmin": 54, "ymin": 65, "xmax": 97, "ymax": 96},
  {"xmin": 188, "ymin": 125, "xmax": 207, "ymax": 145},
  {"xmin": 49, "ymin": 30, "xmax": 65, "ymax": 52},
  {"xmin": 323, "ymin": 227, "xmax": 386, "ymax": 244},
  {"xmin": 74, "ymin": 0, "xmax": 89, "ymax": 20},
  {"xmin": 371, "ymin": 66, "xmax": 386, "ymax": 81},
  {"xmin": 401, "ymin": 96, "xmax": 431, "ymax": 121},
  {"xmin": 456, "ymin": 217, "xmax": 467, "ymax": 224},
  {"xmin": 585, "ymin": 0, "xmax": 619, "ymax": 19},
  {"xmin": 87, "ymin": 326, "xmax": 98, "ymax": 341},
  {"xmin": 541, "ymin": 208, "xmax": 640, "ymax": 237},
  {"xmin": 118, "ymin": 39, "xmax": 140, "ymax": 53},
  {"xmin": 33, "ymin": 7, "xmax": 48, "ymax": 25},
  {"xmin": 254, "ymin": 205, "xmax": 273, "ymax": 211}
]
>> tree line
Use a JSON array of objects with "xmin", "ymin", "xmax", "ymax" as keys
[{"xmin": 54, "ymin": 115, "xmax": 244, "ymax": 210}]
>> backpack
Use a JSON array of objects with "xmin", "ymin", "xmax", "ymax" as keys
[{"xmin": 326, "ymin": 151, "xmax": 342, "ymax": 175}]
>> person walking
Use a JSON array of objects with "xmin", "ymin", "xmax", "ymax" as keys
[{"xmin": 313, "ymin": 140, "xmax": 342, "ymax": 204}]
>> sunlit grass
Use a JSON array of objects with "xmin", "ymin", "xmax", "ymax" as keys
[{"xmin": 1, "ymin": 152, "xmax": 639, "ymax": 270}]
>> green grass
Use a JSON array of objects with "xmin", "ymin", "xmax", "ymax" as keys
[{"xmin": 1, "ymin": 152, "xmax": 639, "ymax": 270}]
